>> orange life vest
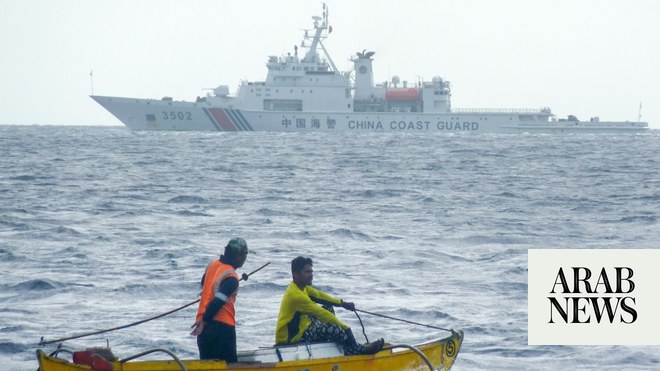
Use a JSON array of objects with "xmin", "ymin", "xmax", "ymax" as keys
[{"xmin": 196, "ymin": 260, "xmax": 239, "ymax": 326}]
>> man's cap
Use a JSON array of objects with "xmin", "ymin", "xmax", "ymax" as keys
[{"xmin": 225, "ymin": 237, "xmax": 248, "ymax": 255}]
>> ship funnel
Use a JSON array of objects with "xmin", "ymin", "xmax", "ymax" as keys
[{"xmin": 354, "ymin": 53, "xmax": 375, "ymax": 100}]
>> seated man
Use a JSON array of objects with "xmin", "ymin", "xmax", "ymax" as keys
[{"xmin": 275, "ymin": 256, "xmax": 384, "ymax": 355}]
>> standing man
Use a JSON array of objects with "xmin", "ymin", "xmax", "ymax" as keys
[
  {"xmin": 275, "ymin": 256, "xmax": 384, "ymax": 355},
  {"xmin": 191, "ymin": 237, "xmax": 248, "ymax": 362}
]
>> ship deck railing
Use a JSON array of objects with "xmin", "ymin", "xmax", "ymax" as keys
[
  {"xmin": 551, "ymin": 121, "xmax": 648, "ymax": 127},
  {"xmin": 451, "ymin": 108, "xmax": 552, "ymax": 114}
]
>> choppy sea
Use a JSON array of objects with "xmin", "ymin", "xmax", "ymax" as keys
[{"xmin": 1, "ymin": 125, "xmax": 659, "ymax": 370}]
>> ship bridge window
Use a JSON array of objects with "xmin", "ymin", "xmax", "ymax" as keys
[{"xmin": 264, "ymin": 99, "xmax": 302, "ymax": 111}]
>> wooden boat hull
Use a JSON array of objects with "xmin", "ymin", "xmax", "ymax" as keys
[{"xmin": 37, "ymin": 330, "xmax": 463, "ymax": 371}]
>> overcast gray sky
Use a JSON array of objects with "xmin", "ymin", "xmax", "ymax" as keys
[{"xmin": 1, "ymin": 0, "xmax": 658, "ymax": 129}]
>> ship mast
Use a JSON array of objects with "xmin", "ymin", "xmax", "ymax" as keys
[{"xmin": 301, "ymin": 3, "xmax": 338, "ymax": 72}]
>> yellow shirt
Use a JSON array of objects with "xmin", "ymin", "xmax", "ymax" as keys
[{"xmin": 275, "ymin": 282, "xmax": 348, "ymax": 344}]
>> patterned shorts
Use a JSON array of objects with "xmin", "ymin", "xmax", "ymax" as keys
[{"xmin": 300, "ymin": 305, "xmax": 364, "ymax": 355}]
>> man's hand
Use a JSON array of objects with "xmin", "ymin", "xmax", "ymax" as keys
[
  {"xmin": 190, "ymin": 320, "xmax": 204, "ymax": 336},
  {"xmin": 341, "ymin": 300, "xmax": 356, "ymax": 311}
]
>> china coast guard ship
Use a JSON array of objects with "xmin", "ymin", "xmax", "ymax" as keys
[{"xmin": 92, "ymin": 5, "xmax": 648, "ymax": 133}]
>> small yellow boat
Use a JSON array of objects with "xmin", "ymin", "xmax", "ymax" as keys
[{"xmin": 37, "ymin": 330, "xmax": 463, "ymax": 371}]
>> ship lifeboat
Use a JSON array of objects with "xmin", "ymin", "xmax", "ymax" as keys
[{"xmin": 386, "ymin": 88, "xmax": 420, "ymax": 101}]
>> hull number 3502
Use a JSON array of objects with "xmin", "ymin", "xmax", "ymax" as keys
[{"xmin": 162, "ymin": 111, "xmax": 192, "ymax": 120}]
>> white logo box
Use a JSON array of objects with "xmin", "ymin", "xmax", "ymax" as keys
[{"xmin": 528, "ymin": 249, "xmax": 660, "ymax": 345}]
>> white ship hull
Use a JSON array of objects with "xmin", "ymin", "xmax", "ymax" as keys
[{"xmin": 93, "ymin": 96, "xmax": 648, "ymax": 134}]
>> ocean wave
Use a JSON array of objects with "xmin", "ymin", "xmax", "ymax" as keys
[
  {"xmin": 494, "ymin": 281, "xmax": 527, "ymax": 292},
  {"xmin": 0, "ymin": 342, "xmax": 29, "ymax": 354},
  {"xmin": 619, "ymin": 215, "xmax": 657, "ymax": 224},
  {"xmin": 377, "ymin": 234, "xmax": 404, "ymax": 240},
  {"xmin": 257, "ymin": 208, "xmax": 288, "ymax": 216},
  {"xmin": 415, "ymin": 250, "xmax": 473, "ymax": 263},
  {"xmin": 268, "ymin": 231, "xmax": 313, "ymax": 239},
  {"xmin": 356, "ymin": 189, "xmax": 376, "ymax": 198},
  {"xmin": 113, "ymin": 210, "xmax": 151, "ymax": 218},
  {"xmin": 0, "ymin": 308, "xmax": 33, "ymax": 314},
  {"xmin": 133, "ymin": 239, "xmax": 168, "ymax": 247},
  {"xmin": 614, "ymin": 351, "xmax": 660, "ymax": 367},
  {"xmin": 496, "ymin": 191, "xmax": 520, "ymax": 198},
  {"xmin": 504, "ymin": 266, "xmax": 528, "ymax": 275},
  {"xmin": 634, "ymin": 194, "xmax": 660, "ymax": 202},
  {"xmin": 8, "ymin": 175, "xmax": 38, "ymax": 181},
  {"xmin": 176, "ymin": 210, "xmax": 212, "ymax": 217},
  {"xmin": 474, "ymin": 345, "xmax": 547, "ymax": 357},
  {"xmin": 168, "ymin": 195, "xmax": 207, "ymax": 204},
  {"xmin": 477, "ymin": 248, "xmax": 524, "ymax": 262},
  {"xmin": 112, "ymin": 283, "xmax": 155, "ymax": 293},
  {"xmin": 52, "ymin": 226, "xmax": 82, "ymax": 235},
  {"xmin": 0, "ymin": 219, "xmax": 30, "ymax": 231},
  {"xmin": 393, "ymin": 308, "xmax": 452, "ymax": 320},
  {"xmin": 253, "ymin": 195, "xmax": 294, "ymax": 203},
  {"xmin": 0, "ymin": 248, "xmax": 26, "ymax": 261},
  {"xmin": 389, "ymin": 259, "xmax": 436, "ymax": 270},
  {"xmin": 328, "ymin": 228, "xmax": 374, "ymax": 241},
  {"xmin": 0, "ymin": 325, "xmax": 25, "ymax": 333},
  {"xmin": 5, "ymin": 208, "xmax": 29, "ymax": 214},
  {"xmin": 95, "ymin": 201, "xmax": 118, "ymax": 211},
  {"xmin": 6, "ymin": 279, "xmax": 59, "ymax": 291},
  {"xmin": 145, "ymin": 249, "xmax": 178, "ymax": 260},
  {"xmin": 463, "ymin": 235, "xmax": 527, "ymax": 246},
  {"xmin": 240, "ymin": 282, "xmax": 286, "ymax": 293}
]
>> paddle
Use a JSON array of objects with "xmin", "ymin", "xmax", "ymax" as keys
[{"xmin": 39, "ymin": 261, "xmax": 270, "ymax": 346}]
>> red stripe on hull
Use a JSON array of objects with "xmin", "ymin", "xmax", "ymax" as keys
[{"xmin": 208, "ymin": 108, "xmax": 238, "ymax": 131}]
